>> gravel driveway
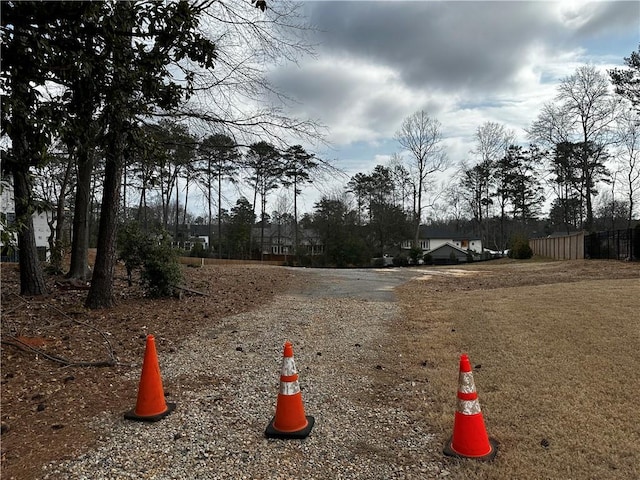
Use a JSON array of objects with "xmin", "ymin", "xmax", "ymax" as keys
[{"xmin": 43, "ymin": 267, "xmax": 450, "ymax": 479}]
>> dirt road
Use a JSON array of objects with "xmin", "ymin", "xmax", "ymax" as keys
[{"xmin": 295, "ymin": 267, "xmax": 425, "ymax": 302}]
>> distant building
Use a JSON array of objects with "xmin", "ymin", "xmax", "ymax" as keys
[
  {"xmin": 252, "ymin": 223, "xmax": 323, "ymax": 257},
  {"xmin": 169, "ymin": 222, "xmax": 324, "ymax": 258},
  {"xmin": 401, "ymin": 226, "xmax": 483, "ymax": 256},
  {"xmin": 1, "ymin": 180, "xmax": 53, "ymax": 262}
]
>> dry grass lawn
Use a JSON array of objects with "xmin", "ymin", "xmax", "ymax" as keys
[{"xmin": 394, "ymin": 259, "xmax": 640, "ymax": 480}]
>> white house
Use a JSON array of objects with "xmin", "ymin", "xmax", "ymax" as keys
[
  {"xmin": 401, "ymin": 226, "xmax": 483, "ymax": 256},
  {"xmin": 1, "ymin": 180, "xmax": 53, "ymax": 261}
]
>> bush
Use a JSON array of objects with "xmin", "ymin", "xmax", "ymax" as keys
[
  {"xmin": 372, "ymin": 257, "xmax": 385, "ymax": 268},
  {"xmin": 296, "ymin": 255, "xmax": 313, "ymax": 267},
  {"xmin": 508, "ymin": 234, "xmax": 533, "ymax": 259},
  {"xmin": 393, "ymin": 255, "xmax": 409, "ymax": 267},
  {"xmin": 141, "ymin": 241, "xmax": 183, "ymax": 297},
  {"xmin": 118, "ymin": 222, "xmax": 149, "ymax": 286},
  {"xmin": 409, "ymin": 247, "xmax": 423, "ymax": 265},
  {"xmin": 118, "ymin": 222, "xmax": 183, "ymax": 297},
  {"xmin": 190, "ymin": 242, "xmax": 206, "ymax": 258}
]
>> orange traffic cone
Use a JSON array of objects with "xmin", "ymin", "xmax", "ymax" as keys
[
  {"xmin": 443, "ymin": 354, "xmax": 497, "ymax": 460},
  {"xmin": 124, "ymin": 335, "xmax": 176, "ymax": 422},
  {"xmin": 265, "ymin": 341, "xmax": 314, "ymax": 439}
]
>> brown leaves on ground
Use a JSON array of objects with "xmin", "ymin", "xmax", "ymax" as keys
[
  {"xmin": 1, "ymin": 263, "xmax": 306, "ymax": 480},
  {"xmin": 2, "ymin": 258, "xmax": 639, "ymax": 479}
]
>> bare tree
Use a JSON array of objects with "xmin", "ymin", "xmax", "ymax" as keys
[
  {"xmin": 615, "ymin": 107, "xmax": 640, "ymax": 227},
  {"xmin": 32, "ymin": 143, "xmax": 75, "ymax": 273},
  {"xmin": 471, "ymin": 121, "xmax": 514, "ymax": 240},
  {"xmin": 387, "ymin": 153, "xmax": 414, "ymax": 214},
  {"xmin": 529, "ymin": 102, "xmax": 573, "ymax": 146},
  {"xmin": 181, "ymin": 0, "xmax": 325, "ymax": 147},
  {"xmin": 473, "ymin": 122, "xmax": 514, "ymax": 164},
  {"xmin": 395, "ymin": 110, "xmax": 448, "ymax": 246},
  {"xmin": 530, "ymin": 65, "xmax": 620, "ymax": 230}
]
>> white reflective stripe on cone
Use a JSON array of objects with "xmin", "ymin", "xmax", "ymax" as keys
[
  {"xmin": 280, "ymin": 380, "xmax": 301, "ymax": 395},
  {"xmin": 458, "ymin": 371, "xmax": 477, "ymax": 394},
  {"xmin": 281, "ymin": 357, "xmax": 297, "ymax": 376},
  {"xmin": 457, "ymin": 398, "xmax": 482, "ymax": 415}
]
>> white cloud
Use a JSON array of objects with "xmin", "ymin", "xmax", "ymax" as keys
[
  {"xmin": 270, "ymin": 55, "xmax": 449, "ymax": 145},
  {"xmin": 199, "ymin": 1, "xmax": 638, "ymax": 215}
]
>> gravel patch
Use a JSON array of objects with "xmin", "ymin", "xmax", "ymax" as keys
[{"xmin": 42, "ymin": 280, "xmax": 448, "ymax": 479}]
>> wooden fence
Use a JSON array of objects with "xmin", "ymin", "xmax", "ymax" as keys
[
  {"xmin": 178, "ymin": 257, "xmax": 283, "ymax": 267},
  {"xmin": 529, "ymin": 231, "xmax": 585, "ymax": 260}
]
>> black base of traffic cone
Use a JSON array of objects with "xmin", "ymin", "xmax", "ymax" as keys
[
  {"xmin": 265, "ymin": 415, "xmax": 315, "ymax": 439},
  {"xmin": 124, "ymin": 402, "xmax": 176, "ymax": 422},
  {"xmin": 443, "ymin": 436, "xmax": 498, "ymax": 461}
]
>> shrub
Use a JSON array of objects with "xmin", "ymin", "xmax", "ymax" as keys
[
  {"xmin": 118, "ymin": 222, "xmax": 149, "ymax": 286},
  {"xmin": 409, "ymin": 247, "xmax": 423, "ymax": 265},
  {"xmin": 118, "ymin": 222, "xmax": 183, "ymax": 297},
  {"xmin": 372, "ymin": 257, "xmax": 385, "ymax": 268},
  {"xmin": 141, "ymin": 241, "xmax": 183, "ymax": 297},
  {"xmin": 296, "ymin": 255, "xmax": 313, "ymax": 267},
  {"xmin": 190, "ymin": 242, "xmax": 205, "ymax": 258},
  {"xmin": 393, "ymin": 255, "xmax": 409, "ymax": 267},
  {"xmin": 508, "ymin": 234, "xmax": 533, "ymax": 259}
]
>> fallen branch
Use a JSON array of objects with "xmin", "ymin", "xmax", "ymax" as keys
[
  {"xmin": 8, "ymin": 293, "xmax": 120, "ymax": 367},
  {"xmin": 55, "ymin": 280, "xmax": 90, "ymax": 291},
  {"xmin": 1, "ymin": 336, "xmax": 117, "ymax": 368},
  {"xmin": 171, "ymin": 284, "xmax": 209, "ymax": 296}
]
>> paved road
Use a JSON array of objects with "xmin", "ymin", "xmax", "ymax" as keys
[{"xmin": 294, "ymin": 267, "xmax": 426, "ymax": 302}]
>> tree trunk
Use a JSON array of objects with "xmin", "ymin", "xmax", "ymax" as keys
[
  {"xmin": 414, "ymin": 179, "xmax": 422, "ymax": 248},
  {"xmin": 122, "ymin": 160, "xmax": 127, "ymax": 220},
  {"xmin": 48, "ymin": 157, "xmax": 73, "ymax": 273},
  {"xmin": 293, "ymin": 175, "xmax": 298, "ymax": 260},
  {"xmin": 13, "ymin": 166, "xmax": 48, "ymax": 295},
  {"xmin": 6, "ymin": 31, "xmax": 48, "ymax": 295},
  {"xmin": 217, "ymin": 170, "xmax": 222, "ymax": 259},
  {"xmin": 67, "ymin": 147, "xmax": 93, "ymax": 280},
  {"xmin": 250, "ymin": 186, "xmax": 258, "ymax": 258},
  {"xmin": 85, "ymin": 138, "xmax": 124, "ymax": 309},
  {"xmin": 175, "ymin": 174, "xmax": 179, "ymax": 241},
  {"xmin": 161, "ymin": 179, "xmax": 169, "ymax": 230},
  {"xmin": 86, "ymin": 1, "xmax": 133, "ymax": 309},
  {"xmin": 67, "ymin": 32, "xmax": 99, "ymax": 280},
  {"xmin": 182, "ymin": 173, "xmax": 189, "ymax": 225},
  {"xmin": 207, "ymin": 162, "xmax": 212, "ymax": 252},
  {"xmin": 260, "ymin": 190, "xmax": 266, "ymax": 261}
]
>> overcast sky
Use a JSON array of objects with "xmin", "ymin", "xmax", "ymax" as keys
[{"xmin": 255, "ymin": 0, "xmax": 639, "ymax": 214}]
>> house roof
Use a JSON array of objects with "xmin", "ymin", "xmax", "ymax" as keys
[
  {"xmin": 189, "ymin": 224, "xmax": 215, "ymax": 237},
  {"xmin": 428, "ymin": 242, "xmax": 470, "ymax": 256},
  {"xmin": 418, "ymin": 226, "xmax": 480, "ymax": 241}
]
